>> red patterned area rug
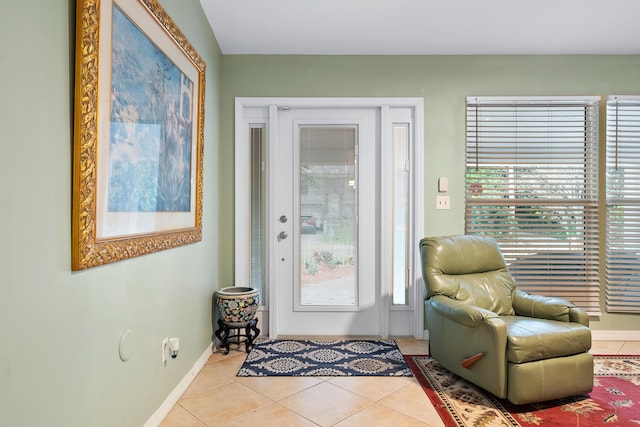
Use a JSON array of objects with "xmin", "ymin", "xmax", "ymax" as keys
[{"xmin": 406, "ymin": 355, "xmax": 640, "ymax": 426}]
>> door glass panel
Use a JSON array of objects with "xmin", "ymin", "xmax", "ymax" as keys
[
  {"xmin": 392, "ymin": 124, "xmax": 409, "ymax": 305},
  {"xmin": 250, "ymin": 126, "xmax": 266, "ymax": 302},
  {"xmin": 299, "ymin": 126, "xmax": 357, "ymax": 306}
]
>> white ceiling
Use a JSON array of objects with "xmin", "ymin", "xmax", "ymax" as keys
[{"xmin": 199, "ymin": 0, "xmax": 640, "ymax": 55}]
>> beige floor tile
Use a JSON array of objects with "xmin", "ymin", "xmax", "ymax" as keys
[
  {"xmin": 220, "ymin": 402, "xmax": 318, "ymax": 427},
  {"xmin": 378, "ymin": 381, "xmax": 444, "ymax": 426},
  {"xmin": 235, "ymin": 375, "xmax": 324, "ymax": 401},
  {"xmin": 395, "ymin": 339, "xmax": 429, "ymax": 355},
  {"xmin": 179, "ymin": 381, "xmax": 271, "ymax": 426},
  {"xmin": 591, "ymin": 340, "xmax": 624, "ymax": 355},
  {"xmin": 328, "ymin": 376, "xmax": 412, "ymax": 401},
  {"xmin": 279, "ymin": 382, "xmax": 371, "ymax": 427},
  {"xmin": 180, "ymin": 361, "xmax": 238, "ymax": 400},
  {"xmin": 159, "ymin": 405, "xmax": 207, "ymax": 427},
  {"xmin": 619, "ymin": 341, "xmax": 640, "ymax": 354},
  {"xmin": 334, "ymin": 403, "xmax": 432, "ymax": 427},
  {"xmin": 208, "ymin": 353, "xmax": 247, "ymax": 375},
  {"xmin": 159, "ymin": 339, "xmax": 640, "ymax": 427}
]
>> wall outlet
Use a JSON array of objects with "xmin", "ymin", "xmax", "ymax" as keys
[
  {"xmin": 161, "ymin": 338, "xmax": 169, "ymax": 365},
  {"xmin": 436, "ymin": 195, "xmax": 450, "ymax": 210}
]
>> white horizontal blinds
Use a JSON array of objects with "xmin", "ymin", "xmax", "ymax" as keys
[
  {"xmin": 606, "ymin": 96, "xmax": 640, "ymax": 313},
  {"xmin": 465, "ymin": 96, "xmax": 600, "ymax": 314}
]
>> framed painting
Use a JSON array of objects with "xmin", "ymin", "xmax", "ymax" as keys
[{"xmin": 72, "ymin": 0, "xmax": 206, "ymax": 270}]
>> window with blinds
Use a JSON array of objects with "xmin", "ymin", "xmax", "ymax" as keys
[
  {"xmin": 606, "ymin": 96, "xmax": 640, "ymax": 313},
  {"xmin": 465, "ymin": 96, "xmax": 600, "ymax": 314}
]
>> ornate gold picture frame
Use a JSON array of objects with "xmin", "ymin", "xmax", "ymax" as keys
[{"xmin": 72, "ymin": 0, "xmax": 205, "ymax": 270}]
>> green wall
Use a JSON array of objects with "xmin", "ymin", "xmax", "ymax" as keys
[
  {"xmin": 0, "ymin": 1, "xmax": 222, "ymax": 426},
  {"xmin": 222, "ymin": 55, "xmax": 640, "ymax": 331},
  {"xmin": 2, "ymin": 3, "xmax": 640, "ymax": 425}
]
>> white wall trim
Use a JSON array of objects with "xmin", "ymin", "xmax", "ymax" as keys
[
  {"xmin": 143, "ymin": 346, "xmax": 211, "ymax": 427},
  {"xmin": 267, "ymin": 104, "xmax": 279, "ymax": 338},
  {"xmin": 236, "ymin": 97, "xmax": 424, "ymax": 338},
  {"xmin": 379, "ymin": 105, "xmax": 392, "ymax": 339},
  {"xmin": 412, "ymin": 100, "xmax": 425, "ymax": 339},
  {"xmin": 591, "ymin": 330, "xmax": 640, "ymax": 341},
  {"xmin": 236, "ymin": 97, "xmax": 424, "ymax": 109},
  {"xmin": 234, "ymin": 99, "xmax": 250, "ymax": 286}
]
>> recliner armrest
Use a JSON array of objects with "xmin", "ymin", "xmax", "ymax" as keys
[
  {"xmin": 512, "ymin": 289, "xmax": 589, "ymax": 326},
  {"xmin": 569, "ymin": 307, "xmax": 590, "ymax": 327},
  {"xmin": 429, "ymin": 295, "xmax": 499, "ymax": 328}
]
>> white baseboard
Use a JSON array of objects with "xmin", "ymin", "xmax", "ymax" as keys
[
  {"xmin": 143, "ymin": 345, "xmax": 212, "ymax": 427},
  {"xmin": 591, "ymin": 330, "xmax": 640, "ymax": 341}
]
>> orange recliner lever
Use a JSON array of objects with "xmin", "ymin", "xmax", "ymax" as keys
[{"xmin": 462, "ymin": 352, "xmax": 485, "ymax": 369}]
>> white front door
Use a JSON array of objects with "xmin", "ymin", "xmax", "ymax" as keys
[
  {"xmin": 274, "ymin": 108, "xmax": 379, "ymax": 336},
  {"xmin": 234, "ymin": 98, "xmax": 425, "ymax": 339}
]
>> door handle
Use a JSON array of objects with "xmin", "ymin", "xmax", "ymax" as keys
[
  {"xmin": 279, "ymin": 215, "xmax": 288, "ymax": 223},
  {"xmin": 278, "ymin": 231, "xmax": 288, "ymax": 240}
]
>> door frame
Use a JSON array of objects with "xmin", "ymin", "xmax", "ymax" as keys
[{"xmin": 235, "ymin": 97, "xmax": 425, "ymax": 339}]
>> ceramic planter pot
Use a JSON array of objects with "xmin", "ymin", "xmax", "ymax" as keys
[{"xmin": 215, "ymin": 286, "xmax": 260, "ymax": 327}]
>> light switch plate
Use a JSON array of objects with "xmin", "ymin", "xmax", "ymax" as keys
[{"xmin": 438, "ymin": 177, "xmax": 449, "ymax": 192}]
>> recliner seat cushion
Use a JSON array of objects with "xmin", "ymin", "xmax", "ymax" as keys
[{"xmin": 502, "ymin": 316, "xmax": 591, "ymax": 363}]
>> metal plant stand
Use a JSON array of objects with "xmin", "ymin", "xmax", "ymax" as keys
[{"xmin": 214, "ymin": 318, "xmax": 260, "ymax": 354}]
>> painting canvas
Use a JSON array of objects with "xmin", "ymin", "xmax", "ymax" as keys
[
  {"xmin": 72, "ymin": 0, "xmax": 206, "ymax": 270},
  {"xmin": 109, "ymin": 5, "xmax": 192, "ymax": 214}
]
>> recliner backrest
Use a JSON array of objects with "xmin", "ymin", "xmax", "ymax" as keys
[{"xmin": 420, "ymin": 235, "xmax": 516, "ymax": 316}]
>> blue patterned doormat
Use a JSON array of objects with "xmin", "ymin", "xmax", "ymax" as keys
[{"xmin": 236, "ymin": 339, "xmax": 413, "ymax": 376}]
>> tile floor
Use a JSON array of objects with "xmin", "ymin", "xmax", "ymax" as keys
[{"xmin": 159, "ymin": 339, "xmax": 640, "ymax": 427}]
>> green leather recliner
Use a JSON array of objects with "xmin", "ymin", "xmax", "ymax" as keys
[{"xmin": 419, "ymin": 235, "xmax": 593, "ymax": 405}]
